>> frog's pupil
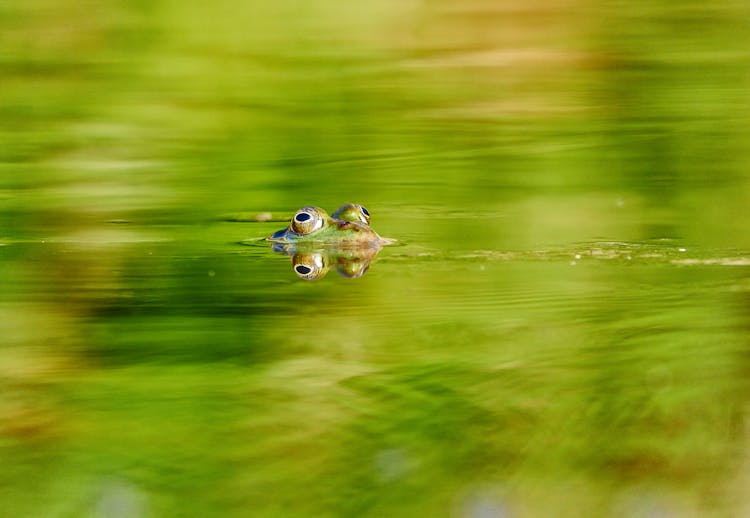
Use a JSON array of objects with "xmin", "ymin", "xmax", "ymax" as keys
[
  {"xmin": 361, "ymin": 207, "xmax": 369, "ymax": 216},
  {"xmin": 295, "ymin": 265, "xmax": 312, "ymax": 275},
  {"xmin": 295, "ymin": 213, "xmax": 311, "ymax": 222}
]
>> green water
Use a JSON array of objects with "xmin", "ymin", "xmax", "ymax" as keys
[{"xmin": 3, "ymin": 1, "xmax": 750, "ymax": 516}]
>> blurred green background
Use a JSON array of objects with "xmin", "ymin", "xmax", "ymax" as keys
[{"xmin": 2, "ymin": 0, "xmax": 750, "ymax": 516}]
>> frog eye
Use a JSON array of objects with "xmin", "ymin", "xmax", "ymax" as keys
[
  {"xmin": 291, "ymin": 206, "xmax": 325, "ymax": 235},
  {"xmin": 332, "ymin": 203, "xmax": 371, "ymax": 225},
  {"xmin": 358, "ymin": 205, "xmax": 370, "ymax": 225},
  {"xmin": 295, "ymin": 264, "xmax": 312, "ymax": 275}
]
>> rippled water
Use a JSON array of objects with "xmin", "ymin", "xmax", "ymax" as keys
[{"xmin": 3, "ymin": 1, "xmax": 750, "ymax": 516}]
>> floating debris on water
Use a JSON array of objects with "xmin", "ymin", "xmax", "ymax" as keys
[{"xmin": 221, "ymin": 212, "xmax": 288, "ymax": 222}]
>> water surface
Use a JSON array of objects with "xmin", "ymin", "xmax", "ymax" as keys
[{"xmin": 2, "ymin": 1, "xmax": 750, "ymax": 516}]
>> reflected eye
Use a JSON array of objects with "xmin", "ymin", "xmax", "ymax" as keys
[
  {"xmin": 292, "ymin": 252, "xmax": 327, "ymax": 280},
  {"xmin": 291, "ymin": 206, "xmax": 326, "ymax": 235}
]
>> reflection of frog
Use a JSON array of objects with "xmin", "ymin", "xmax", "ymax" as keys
[
  {"xmin": 281, "ymin": 248, "xmax": 378, "ymax": 280},
  {"xmin": 267, "ymin": 205, "xmax": 387, "ymax": 248},
  {"xmin": 267, "ymin": 204, "xmax": 391, "ymax": 280}
]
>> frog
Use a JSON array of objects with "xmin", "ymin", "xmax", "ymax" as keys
[
  {"xmin": 266, "ymin": 205, "xmax": 388, "ymax": 248},
  {"xmin": 265, "ymin": 204, "xmax": 391, "ymax": 280}
]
